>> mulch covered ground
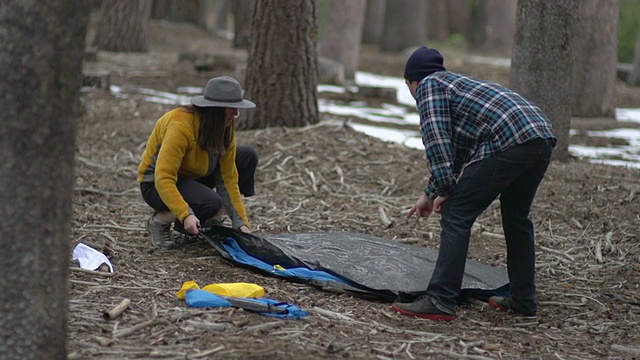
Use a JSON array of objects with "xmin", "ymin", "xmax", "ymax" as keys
[{"xmin": 68, "ymin": 19, "xmax": 640, "ymax": 359}]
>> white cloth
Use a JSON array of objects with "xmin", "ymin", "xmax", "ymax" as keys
[{"xmin": 72, "ymin": 242, "xmax": 114, "ymax": 273}]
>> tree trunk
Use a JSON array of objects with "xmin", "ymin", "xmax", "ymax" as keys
[
  {"xmin": 242, "ymin": 0, "xmax": 319, "ymax": 129},
  {"xmin": 426, "ymin": 0, "xmax": 449, "ymax": 43},
  {"xmin": 214, "ymin": 0, "xmax": 231, "ymax": 32},
  {"xmin": 362, "ymin": 0, "xmax": 387, "ymax": 45},
  {"xmin": 510, "ymin": 0, "xmax": 577, "ymax": 162},
  {"xmin": 319, "ymin": 0, "xmax": 366, "ymax": 80},
  {"xmin": 446, "ymin": 0, "xmax": 470, "ymax": 36},
  {"xmin": 0, "ymin": 1, "xmax": 89, "ymax": 359},
  {"xmin": 94, "ymin": 0, "xmax": 152, "ymax": 52},
  {"xmin": 468, "ymin": 0, "xmax": 516, "ymax": 56},
  {"xmin": 571, "ymin": 0, "xmax": 618, "ymax": 117},
  {"xmin": 379, "ymin": 0, "xmax": 426, "ymax": 53},
  {"xmin": 627, "ymin": 27, "xmax": 640, "ymax": 86},
  {"xmin": 198, "ymin": 0, "xmax": 216, "ymax": 30},
  {"xmin": 232, "ymin": 0, "xmax": 256, "ymax": 49},
  {"xmin": 151, "ymin": 0, "xmax": 200, "ymax": 23}
]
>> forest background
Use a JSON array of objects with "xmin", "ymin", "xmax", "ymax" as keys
[{"xmin": 1, "ymin": 1, "xmax": 640, "ymax": 359}]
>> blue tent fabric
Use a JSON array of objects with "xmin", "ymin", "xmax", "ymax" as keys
[
  {"xmin": 202, "ymin": 227, "xmax": 509, "ymax": 302},
  {"xmin": 219, "ymin": 236, "xmax": 352, "ymax": 285},
  {"xmin": 185, "ymin": 289, "xmax": 309, "ymax": 319}
]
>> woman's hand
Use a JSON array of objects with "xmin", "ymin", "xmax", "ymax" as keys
[
  {"xmin": 183, "ymin": 214, "xmax": 201, "ymax": 235},
  {"xmin": 238, "ymin": 225, "xmax": 250, "ymax": 233}
]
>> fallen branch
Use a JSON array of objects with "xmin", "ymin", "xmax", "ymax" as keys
[
  {"xmin": 69, "ymin": 279, "xmax": 100, "ymax": 286},
  {"xmin": 81, "ymin": 224, "xmax": 142, "ymax": 232},
  {"xmin": 112, "ymin": 319, "xmax": 167, "ymax": 338},
  {"xmin": 191, "ymin": 345, "xmax": 226, "ymax": 358},
  {"xmin": 378, "ymin": 206, "xmax": 393, "ymax": 228},
  {"xmin": 74, "ymin": 187, "xmax": 138, "ymax": 197},
  {"xmin": 611, "ymin": 344, "xmax": 640, "ymax": 356},
  {"xmin": 423, "ymin": 350, "xmax": 493, "ymax": 360},
  {"xmin": 186, "ymin": 319, "xmax": 233, "ymax": 332},
  {"xmin": 103, "ymin": 298, "xmax": 130, "ymax": 320},
  {"xmin": 244, "ymin": 321, "xmax": 282, "ymax": 333},
  {"xmin": 70, "ymin": 267, "xmax": 114, "ymax": 277}
]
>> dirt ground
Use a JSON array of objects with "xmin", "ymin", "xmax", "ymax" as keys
[{"xmin": 69, "ymin": 20, "xmax": 640, "ymax": 359}]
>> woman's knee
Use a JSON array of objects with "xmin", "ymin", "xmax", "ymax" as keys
[
  {"xmin": 191, "ymin": 195, "xmax": 223, "ymax": 220},
  {"xmin": 237, "ymin": 145, "xmax": 259, "ymax": 170}
]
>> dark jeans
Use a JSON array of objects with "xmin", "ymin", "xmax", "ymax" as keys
[
  {"xmin": 427, "ymin": 138, "xmax": 553, "ymax": 314},
  {"xmin": 140, "ymin": 145, "xmax": 258, "ymax": 221}
]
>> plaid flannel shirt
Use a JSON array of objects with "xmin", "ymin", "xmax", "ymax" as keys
[{"xmin": 415, "ymin": 71, "xmax": 557, "ymax": 199}]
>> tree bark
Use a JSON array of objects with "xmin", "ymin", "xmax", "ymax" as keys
[
  {"xmin": 571, "ymin": 0, "xmax": 618, "ymax": 117},
  {"xmin": 362, "ymin": 0, "xmax": 387, "ymax": 45},
  {"xmin": 446, "ymin": 0, "xmax": 470, "ymax": 36},
  {"xmin": 468, "ymin": 0, "xmax": 516, "ymax": 56},
  {"xmin": 510, "ymin": 0, "xmax": 577, "ymax": 162},
  {"xmin": 426, "ymin": 0, "xmax": 449, "ymax": 43},
  {"xmin": 94, "ymin": 0, "xmax": 152, "ymax": 52},
  {"xmin": 151, "ymin": 0, "xmax": 200, "ymax": 23},
  {"xmin": 319, "ymin": 0, "xmax": 366, "ymax": 80},
  {"xmin": 242, "ymin": 0, "xmax": 319, "ymax": 129},
  {"xmin": 232, "ymin": 0, "xmax": 256, "ymax": 49},
  {"xmin": 0, "ymin": 1, "xmax": 89, "ymax": 359},
  {"xmin": 379, "ymin": 0, "xmax": 426, "ymax": 53},
  {"xmin": 214, "ymin": 0, "xmax": 231, "ymax": 32}
]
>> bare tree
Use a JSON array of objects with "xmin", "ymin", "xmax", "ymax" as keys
[
  {"xmin": 232, "ymin": 0, "xmax": 256, "ymax": 49},
  {"xmin": 151, "ymin": 0, "xmax": 200, "ymax": 23},
  {"xmin": 510, "ymin": 0, "xmax": 577, "ymax": 162},
  {"xmin": 446, "ymin": 0, "xmax": 470, "ymax": 37},
  {"xmin": 0, "ymin": 1, "xmax": 89, "ymax": 359},
  {"xmin": 468, "ymin": 0, "xmax": 516, "ymax": 56},
  {"xmin": 319, "ymin": 0, "xmax": 366, "ymax": 80},
  {"xmin": 379, "ymin": 0, "xmax": 426, "ymax": 53},
  {"xmin": 426, "ymin": 0, "xmax": 448, "ymax": 43},
  {"xmin": 213, "ymin": 0, "xmax": 231, "ymax": 32},
  {"xmin": 362, "ymin": 0, "xmax": 387, "ymax": 45},
  {"xmin": 571, "ymin": 0, "xmax": 618, "ymax": 117},
  {"xmin": 242, "ymin": 0, "xmax": 319, "ymax": 129},
  {"xmin": 94, "ymin": 0, "xmax": 152, "ymax": 52},
  {"xmin": 627, "ymin": 28, "xmax": 640, "ymax": 86}
]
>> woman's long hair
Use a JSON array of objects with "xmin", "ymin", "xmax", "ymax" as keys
[{"xmin": 182, "ymin": 104, "xmax": 233, "ymax": 155}]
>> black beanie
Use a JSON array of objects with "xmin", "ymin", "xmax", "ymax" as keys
[{"xmin": 404, "ymin": 46, "xmax": 446, "ymax": 81}]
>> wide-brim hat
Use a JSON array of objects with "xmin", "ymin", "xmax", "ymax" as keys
[{"xmin": 190, "ymin": 76, "xmax": 256, "ymax": 109}]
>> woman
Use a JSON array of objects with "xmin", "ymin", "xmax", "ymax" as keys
[{"xmin": 138, "ymin": 76, "xmax": 257, "ymax": 249}]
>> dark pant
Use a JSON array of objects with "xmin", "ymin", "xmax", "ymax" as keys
[
  {"xmin": 427, "ymin": 139, "xmax": 553, "ymax": 314},
  {"xmin": 140, "ymin": 145, "xmax": 258, "ymax": 221}
]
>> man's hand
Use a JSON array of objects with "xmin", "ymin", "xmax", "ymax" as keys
[
  {"xmin": 408, "ymin": 194, "xmax": 450, "ymax": 218},
  {"xmin": 238, "ymin": 225, "xmax": 250, "ymax": 233},
  {"xmin": 433, "ymin": 195, "xmax": 448, "ymax": 213},
  {"xmin": 408, "ymin": 194, "xmax": 435, "ymax": 218},
  {"xmin": 183, "ymin": 214, "xmax": 200, "ymax": 235}
]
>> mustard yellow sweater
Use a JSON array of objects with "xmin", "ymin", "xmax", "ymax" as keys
[{"xmin": 137, "ymin": 107, "xmax": 249, "ymax": 228}]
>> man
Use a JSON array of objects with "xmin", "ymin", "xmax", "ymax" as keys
[{"xmin": 391, "ymin": 47, "xmax": 556, "ymax": 321}]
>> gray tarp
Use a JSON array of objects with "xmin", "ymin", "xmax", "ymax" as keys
[{"xmin": 204, "ymin": 227, "xmax": 509, "ymax": 303}]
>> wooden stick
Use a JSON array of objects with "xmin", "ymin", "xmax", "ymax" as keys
[
  {"xmin": 70, "ymin": 267, "xmax": 114, "ymax": 277},
  {"xmin": 103, "ymin": 298, "xmax": 131, "ymax": 320},
  {"xmin": 378, "ymin": 206, "xmax": 393, "ymax": 228},
  {"xmin": 112, "ymin": 319, "xmax": 166, "ymax": 338},
  {"xmin": 611, "ymin": 344, "xmax": 640, "ymax": 356}
]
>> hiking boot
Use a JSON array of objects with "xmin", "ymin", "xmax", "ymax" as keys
[
  {"xmin": 488, "ymin": 296, "xmax": 537, "ymax": 317},
  {"xmin": 173, "ymin": 220, "xmax": 188, "ymax": 235},
  {"xmin": 391, "ymin": 295, "xmax": 456, "ymax": 322},
  {"xmin": 146, "ymin": 213, "xmax": 174, "ymax": 249}
]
